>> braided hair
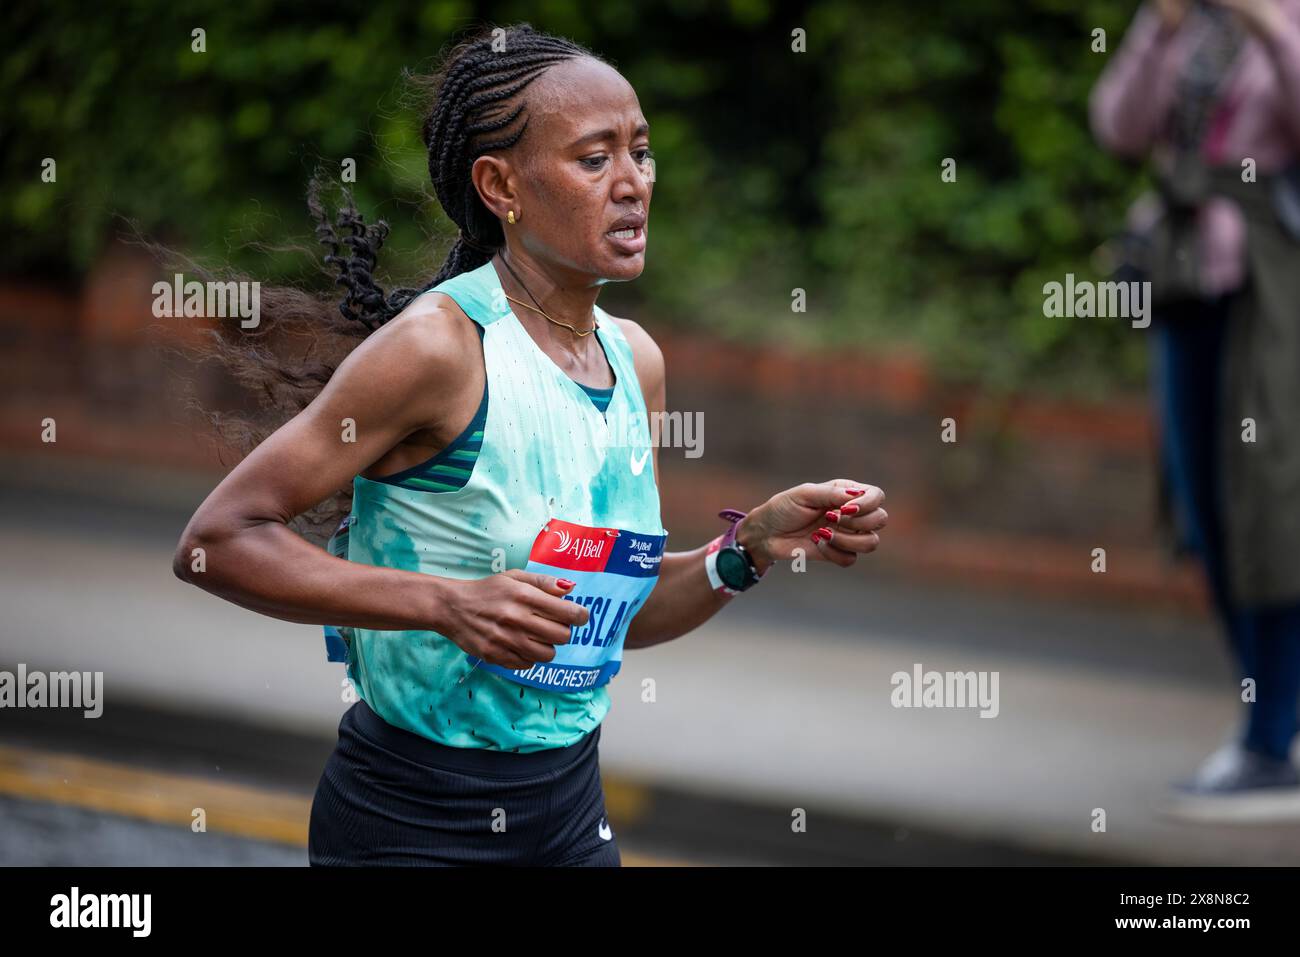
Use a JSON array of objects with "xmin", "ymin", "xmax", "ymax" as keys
[
  {"xmin": 182, "ymin": 23, "xmax": 605, "ymax": 537},
  {"xmin": 316, "ymin": 22, "xmax": 601, "ymax": 331}
]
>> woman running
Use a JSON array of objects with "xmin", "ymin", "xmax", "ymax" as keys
[{"xmin": 173, "ymin": 22, "xmax": 888, "ymax": 866}]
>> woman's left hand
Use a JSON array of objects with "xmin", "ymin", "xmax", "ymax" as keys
[{"xmin": 736, "ymin": 479, "xmax": 887, "ymax": 571}]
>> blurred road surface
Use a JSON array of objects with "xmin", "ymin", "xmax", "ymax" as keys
[{"xmin": 3, "ymin": 453, "xmax": 1300, "ymax": 865}]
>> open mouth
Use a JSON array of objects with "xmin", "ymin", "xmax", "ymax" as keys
[{"xmin": 605, "ymin": 224, "xmax": 646, "ymax": 253}]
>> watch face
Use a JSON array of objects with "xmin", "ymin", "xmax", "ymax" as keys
[{"xmin": 716, "ymin": 548, "xmax": 751, "ymax": 590}]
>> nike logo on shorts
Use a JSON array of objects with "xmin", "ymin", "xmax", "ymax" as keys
[{"xmin": 598, "ymin": 817, "xmax": 613, "ymax": 841}]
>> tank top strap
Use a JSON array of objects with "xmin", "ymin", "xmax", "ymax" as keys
[{"xmin": 426, "ymin": 261, "xmax": 512, "ymax": 329}]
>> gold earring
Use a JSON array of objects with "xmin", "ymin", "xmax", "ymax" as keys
[{"xmin": 507, "ymin": 210, "xmax": 517, "ymax": 225}]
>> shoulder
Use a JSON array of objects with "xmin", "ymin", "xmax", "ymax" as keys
[
  {"xmin": 351, "ymin": 292, "xmax": 480, "ymax": 373},
  {"xmin": 326, "ymin": 291, "xmax": 482, "ymax": 420},
  {"xmin": 608, "ymin": 314, "xmax": 664, "ymax": 394}
]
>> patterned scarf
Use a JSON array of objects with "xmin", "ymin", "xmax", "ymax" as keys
[{"xmin": 1170, "ymin": 5, "xmax": 1246, "ymax": 155}]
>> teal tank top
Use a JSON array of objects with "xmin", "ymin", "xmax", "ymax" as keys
[
  {"xmin": 349, "ymin": 334, "xmax": 613, "ymax": 497},
  {"xmin": 330, "ymin": 260, "xmax": 667, "ymax": 752}
]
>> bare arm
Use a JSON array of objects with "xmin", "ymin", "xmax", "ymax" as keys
[
  {"xmin": 616, "ymin": 318, "xmax": 887, "ymax": 650},
  {"xmin": 173, "ymin": 298, "xmax": 587, "ymax": 669},
  {"xmin": 614, "ymin": 317, "xmax": 732, "ymax": 648},
  {"xmin": 1090, "ymin": 1, "xmax": 1185, "ymax": 158}
]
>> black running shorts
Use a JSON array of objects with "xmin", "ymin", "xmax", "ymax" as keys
[{"xmin": 308, "ymin": 698, "xmax": 620, "ymax": 866}]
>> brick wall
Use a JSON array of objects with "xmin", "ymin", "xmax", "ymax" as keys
[{"xmin": 0, "ymin": 245, "xmax": 1201, "ymax": 610}]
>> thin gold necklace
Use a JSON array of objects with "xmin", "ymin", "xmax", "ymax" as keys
[{"xmin": 498, "ymin": 254, "xmax": 599, "ymax": 338}]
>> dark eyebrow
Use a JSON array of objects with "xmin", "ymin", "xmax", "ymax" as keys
[{"xmin": 570, "ymin": 122, "xmax": 650, "ymax": 149}]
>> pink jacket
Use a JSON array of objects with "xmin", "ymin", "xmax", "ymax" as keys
[{"xmin": 1090, "ymin": 1, "xmax": 1300, "ymax": 295}]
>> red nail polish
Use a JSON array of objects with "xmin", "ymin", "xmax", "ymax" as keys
[
  {"xmin": 557, "ymin": 579, "xmax": 575, "ymax": 589},
  {"xmin": 846, "ymin": 487, "xmax": 865, "ymax": 496},
  {"xmin": 841, "ymin": 503, "xmax": 860, "ymax": 515},
  {"xmin": 810, "ymin": 532, "xmax": 822, "ymax": 543},
  {"xmin": 818, "ymin": 526, "xmax": 834, "ymax": 538},
  {"xmin": 824, "ymin": 510, "xmax": 840, "ymax": 522}
]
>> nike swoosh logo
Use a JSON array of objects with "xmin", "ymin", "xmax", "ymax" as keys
[
  {"xmin": 598, "ymin": 818, "xmax": 613, "ymax": 841},
  {"xmin": 630, "ymin": 448, "xmax": 651, "ymax": 476}
]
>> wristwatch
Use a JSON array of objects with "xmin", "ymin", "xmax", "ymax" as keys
[{"xmin": 704, "ymin": 508, "xmax": 768, "ymax": 596}]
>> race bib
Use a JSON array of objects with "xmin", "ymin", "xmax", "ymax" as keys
[{"xmin": 467, "ymin": 518, "xmax": 666, "ymax": 692}]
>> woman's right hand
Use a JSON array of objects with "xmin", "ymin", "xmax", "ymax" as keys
[{"xmin": 433, "ymin": 570, "xmax": 590, "ymax": 670}]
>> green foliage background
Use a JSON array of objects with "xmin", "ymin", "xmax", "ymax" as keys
[{"xmin": 3, "ymin": 0, "xmax": 1151, "ymax": 396}]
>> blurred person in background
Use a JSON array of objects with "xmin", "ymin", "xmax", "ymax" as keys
[{"xmin": 1091, "ymin": 0, "xmax": 1300, "ymax": 816}]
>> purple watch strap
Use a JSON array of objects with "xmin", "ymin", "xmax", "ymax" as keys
[
  {"xmin": 718, "ymin": 508, "xmax": 746, "ymax": 548},
  {"xmin": 717, "ymin": 508, "xmax": 767, "ymax": 581}
]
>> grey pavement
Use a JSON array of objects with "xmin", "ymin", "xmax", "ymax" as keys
[{"xmin": 3, "ymin": 452, "xmax": 1300, "ymax": 865}]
